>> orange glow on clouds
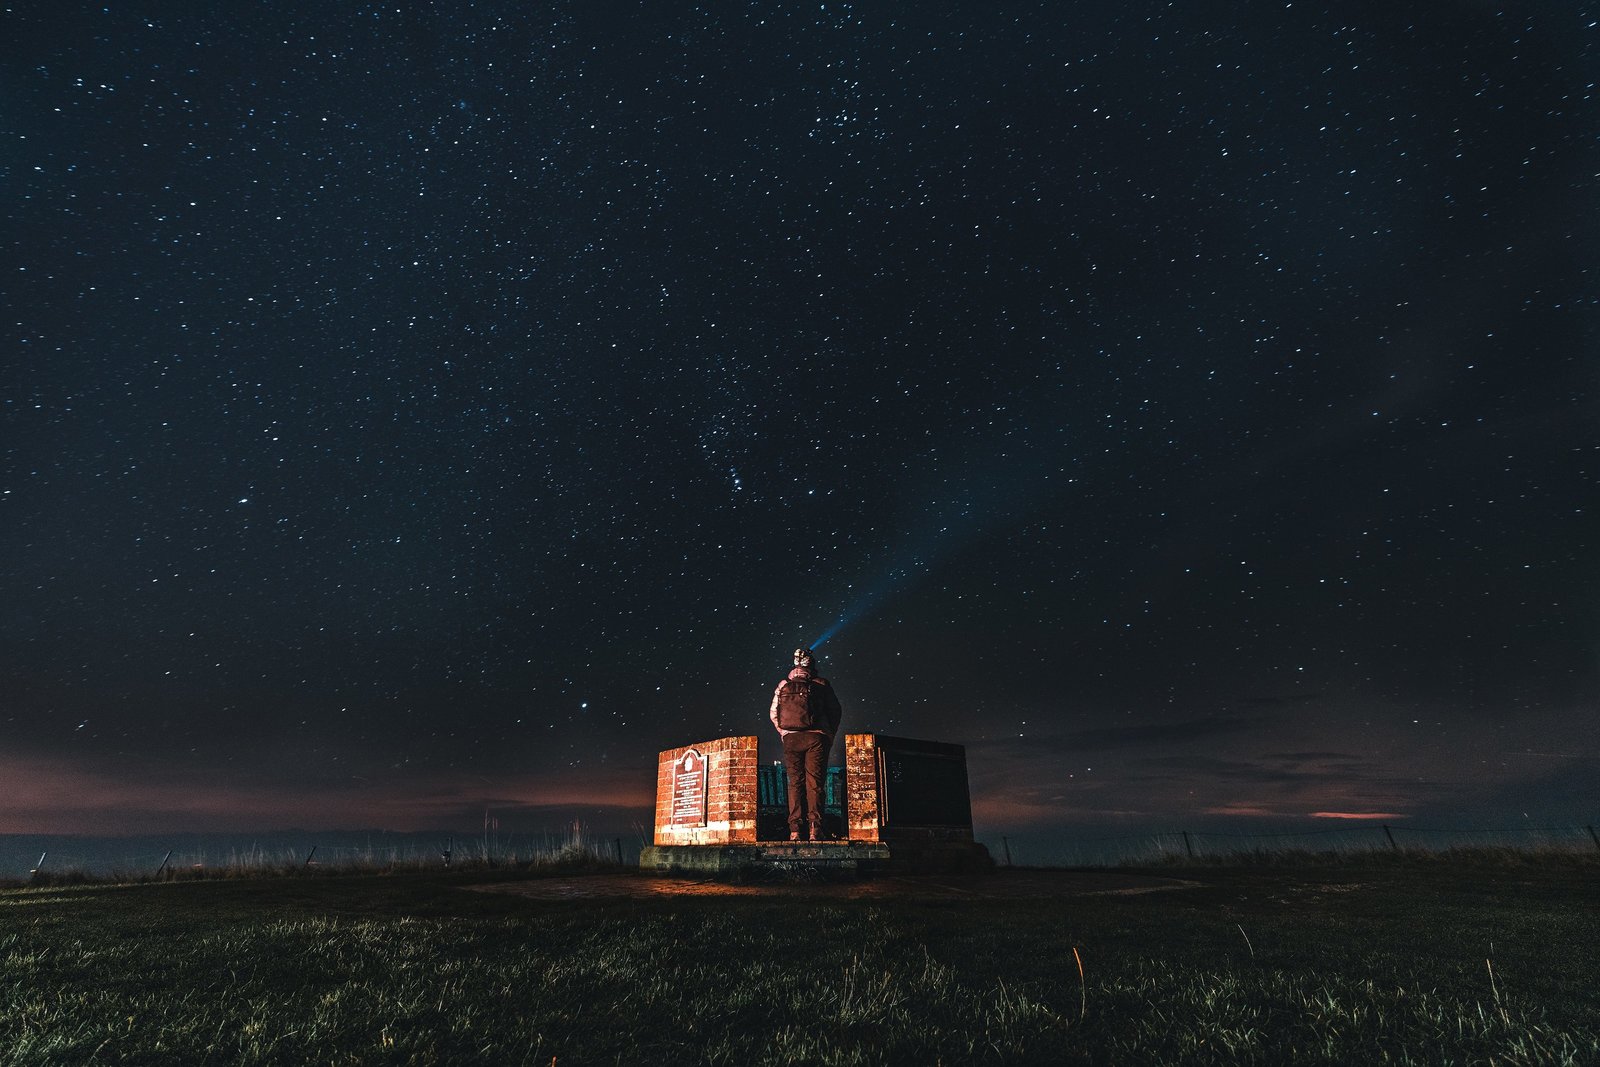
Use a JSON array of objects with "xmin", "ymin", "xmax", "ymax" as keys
[
  {"xmin": 1200, "ymin": 803, "xmax": 1282, "ymax": 818},
  {"xmin": 1309, "ymin": 811, "xmax": 1409, "ymax": 820},
  {"xmin": 1200, "ymin": 805, "xmax": 1414, "ymax": 821}
]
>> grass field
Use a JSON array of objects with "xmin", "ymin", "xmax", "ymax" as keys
[{"xmin": 3, "ymin": 853, "xmax": 1596, "ymax": 1065}]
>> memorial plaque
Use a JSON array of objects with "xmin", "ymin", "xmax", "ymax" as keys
[{"xmin": 669, "ymin": 747, "xmax": 708, "ymax": 826}]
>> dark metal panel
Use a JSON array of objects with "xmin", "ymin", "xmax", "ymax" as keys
[{"xmin": 876, "ymin": 737, "xmax": 973, "ymax": 830}]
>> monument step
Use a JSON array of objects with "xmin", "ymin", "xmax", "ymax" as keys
[{"xmin": 640, "ymin": 840, "xmax": 991, "ymax": 878}]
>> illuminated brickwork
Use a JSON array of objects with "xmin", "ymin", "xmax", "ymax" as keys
[
  {"xmin": 652, "ymin": 735, "xmax": 758, "ymax": 845},
  {"xmin": 845, "ymin": 733, "xmax": 883, "ymax": 842}
]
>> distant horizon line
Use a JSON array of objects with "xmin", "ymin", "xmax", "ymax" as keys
[{"xmin": 3, "ymin": 813, "xmax": 1597, "ymax": 841}]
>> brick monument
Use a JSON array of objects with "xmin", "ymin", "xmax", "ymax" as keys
[
  {"xmin": 651, "ymin": 736, "xmax": 758, "ymax": 846},
  {"xmin": 639, "ymin": 732, "xmax": 991, "ymax": 876}
]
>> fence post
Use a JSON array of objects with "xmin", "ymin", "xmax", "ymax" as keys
[
  {"xmin": 1587, "ymin": 825, "xmax": 1600, "ymax": 852},
  {"xmin": 614, "ymin": 838, "xmax": 624, "ymax": 865},
  {"xmin": 1001, "ymin": 836, "xmax": 1013, "ymax": 866},
  {"xmin": 304, "ymin": 846, "xmax": 317, "ymax": 868},
  {"xmin": 1183, "ymin": 831, "xmax": 1195, "ymax": 859},
  {"xmin": 155, "ymin": 850, "xmax": 172, "ymax": 877},
  {"xmin": 1382, "ymin": 825, "xmax": 1398, "ymax": 851}
]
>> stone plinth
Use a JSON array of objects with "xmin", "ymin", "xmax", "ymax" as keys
[
  {"xmin": 640, "ymin": 841, "xmax": 894, "ymax": 877},
  {"xmin": 652, "ymin": 736, "xmax": 758, "ymax": 846},
  {"xmin": 639, "ymin": 840, "xmax": 990, "ymax": 877}
]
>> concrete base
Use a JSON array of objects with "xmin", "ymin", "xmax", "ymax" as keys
[{"xmin": 639, "ymin": 840, "xmax": 993, "ymax": 879}]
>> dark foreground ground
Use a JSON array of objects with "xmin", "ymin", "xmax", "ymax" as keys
[{"xmin": 3, "ymin": 854, "xmax": 1596, "ymax": 1065}]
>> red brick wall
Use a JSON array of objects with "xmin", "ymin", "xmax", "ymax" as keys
[
  {"xmin": 845, "ymin": 733, "xmax": 882, "ymax": 842},
  {"xmin": 652, "ymin": 735, "xmax": 758, "ymax": 845}
]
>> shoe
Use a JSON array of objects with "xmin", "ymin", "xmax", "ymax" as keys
[{"xmin": 789, "ymin": 831, "xmax": 802, "ymax": 841}]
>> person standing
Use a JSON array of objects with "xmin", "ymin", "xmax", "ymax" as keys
[{"xmin": 769, "ymin": 647, "xmax": 843, "ymax": 841}]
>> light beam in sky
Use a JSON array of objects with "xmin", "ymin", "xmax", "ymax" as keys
[{"xmin": 808, "ymin": 419, "xmax": 1085, "ymax": 652}]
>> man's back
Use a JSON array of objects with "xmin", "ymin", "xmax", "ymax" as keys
[{"xmin": 770, "ymin": 669, "xmax": 842, "ymax": 735}]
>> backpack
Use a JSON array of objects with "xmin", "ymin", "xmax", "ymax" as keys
[{"xmin": 775, "ymin": 675, "xmax": 819, "ymax": 730}]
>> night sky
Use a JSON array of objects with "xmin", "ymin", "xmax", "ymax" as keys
[{"xmin": 5, "ymin": 1, "xmax": 1596, "ymax": 838}]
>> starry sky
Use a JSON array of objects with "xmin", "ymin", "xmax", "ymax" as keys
[{"xmin": 5, "ymin": 1, "xmax": 1596, "ymax": 838}]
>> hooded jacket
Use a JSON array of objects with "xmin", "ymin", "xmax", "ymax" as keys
[{"xmin": 769, "ymin": 666, "xmax": 842, "ymax": 737}]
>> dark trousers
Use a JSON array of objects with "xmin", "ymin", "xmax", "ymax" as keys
[{"xmin": 781, "ymin": 731, "xmax": 830, "ymax": 838}]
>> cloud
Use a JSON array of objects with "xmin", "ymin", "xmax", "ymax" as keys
[
  {"xmin": 0, "ymin": 751, "xmax": 652, "ymax": 835},
  {"xmin": 1201, "ymin": 803, "xmax": 1284, "ymax": 818},
  {"xmin": 1129, "ymin": 754, "xmax": 1326, "ymax": 786},
  {"xmin": 1410, "ymin": 757, "xmax": 1600, "ymax": 822},
  {"xmin": 1310, "ymin": 811, "xmax": 1408, "ymax": 820}
]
